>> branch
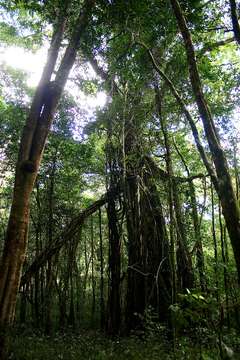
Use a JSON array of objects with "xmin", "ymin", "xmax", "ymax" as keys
[
  {"xmin": 21, "ymin": 192, "xmax": 110, "ymax": 285},
  {"xmin": 198, "ymin": 36, "xmax": 235, "ymax": 57},
  {"xmin": 136, "ymin": 40, "xmax": 218, "ymax": 191},
  {"xmin": 20, "ymin": 11, "xmax": 68, "ymax": 162},
  {"xmin": 144, "ymin": 155, "xmax": 206, "ymax": 183},
  {"xmin": 87, "ymin": 55, "xmax": 123, "ymax": 96}
]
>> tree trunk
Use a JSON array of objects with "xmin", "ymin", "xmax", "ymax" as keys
[
  {"xmin": 45, "ymin": 154, "xmax": 56, "ymax": 334},
  {"xmin": 140, "ymin": 172, "xmax": 172, "ymax": 322},
  {"xmin": 91, "ymin": 216, "xmax": 96, "ymax": 326},
  {"xmin": 229, "ymin": 0, "xmax": 240, "ymax": 44},
  {"xmin": 211, "ymin": 182, "xmax": 219, "ymax": 302},
  {"xmin": 106, "ymin": 192, "xmax": 121, "ymax": 335},
  {"xmin": 155, "ymin": 85, "xmax": 177, "ymax": 303},
  {"xmin": 170, "ymin": 0, "xmax": 240, "ymax": 283},
  {"xmin": 0, "ymin": 1, "xmax": 95, "ymax": 356},
  {"xmin": 174, "ymin": 143, "xmax": 206, "ymax": 291},
  {"xmin": 124, "ymin": 98, "xmax": 146, "ymax": 332},
  {"xmin": 99, "ymin": 208, "xmax": 105, "ymax": 330},
  {"xmin": 189, "ymin": 179, "xmax": 206, "ymax": 291},
  {"xmin": 173, "ymin": 183, "xmax": 194, "ymax": 292},
  {"xmin": 219, "ymin": 201, "xmax": 230, "ymax": 328},
  {"xmin": 106, "ymin": 133, "xmax": 121, "ymax": 335}
]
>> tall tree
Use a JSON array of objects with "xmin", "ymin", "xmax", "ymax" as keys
[
  {"xmin": 0, "ymin": 0, "xmax": 95, "ymax": 355},
  {"xmin": 170, "ymin": 0, "xmax": 240, "ymax": 282}
]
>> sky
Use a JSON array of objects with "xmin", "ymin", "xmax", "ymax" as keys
[
  {"xmin": 0, "ymin": 42, "xmax": 239, "ymax": 146},
  {"xmin": 0, "ymin": 44, "xmax": 107, "ymax": 140},
  {"xmin": 0, "ymin": 45, "xmax": 107, "ymax": 107}
]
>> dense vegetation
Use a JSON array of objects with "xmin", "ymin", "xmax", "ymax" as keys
[{"xmin": 1, "ymin": 0, "xmax": 240, "ymax": 358}]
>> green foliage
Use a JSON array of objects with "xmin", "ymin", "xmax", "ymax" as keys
[
  {"xmin": 1, "ymin": 0, "xmax": 240, "ymax": 358},
  {"xmin": 10, "ymin": 326, "xmax": 240, "ymax": 360}
]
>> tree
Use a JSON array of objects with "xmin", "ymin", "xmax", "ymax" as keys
[
  {"xmin": 0, "ymin": 0, "xmax": 95, "ymax": 355},
  {"xmin": 170, "ymin": 0, "xmax": 240, "ymax": 283}
]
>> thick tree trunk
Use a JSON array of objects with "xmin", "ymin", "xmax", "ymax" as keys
[
  {"xmin": 0, "ymin": 1, "xmax": 95, "ymax": 356},
  {"xmin": 105, "ymin": 128, "xmax": 122, "ymax": 335},
  {"xmin": 0, "ymin": 169, "xmax": 37, "ymax": 325},
  {"xmin": 140, "ymin": 173, "xmax": 172, "ymax": 322},
  {"xmin": 125, "ymin": 178, "xmax": 146, "ymax": 331},
  {"xmin": 124, "ymin": 102, "xmax": 147, "ymax": 332},
  {"xmin": 170, "ymin": 0, "xmax": 240, "ymax": 282}
]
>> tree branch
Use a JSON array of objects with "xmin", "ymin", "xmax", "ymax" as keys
[
  {"xmin": 21, "ymin": 192, "xmax": 109, "ymax": 285},
  {"xmin": 229, "ymin": 0, "xmax": 240, "ymax": 44},
  {"xmin": 198, "ymin": 36, "xmax": 235, "ymax": 57},
  {"xmin": 136, "ymin": 40, "xmax": 218, "ymax": 191}
]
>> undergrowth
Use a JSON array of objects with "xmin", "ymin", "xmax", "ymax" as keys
[{"xmin": 7, "ymin": 326, "xmax": 238, "ymax": 360}]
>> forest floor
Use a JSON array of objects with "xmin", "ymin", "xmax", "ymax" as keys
[{"xmin": 7, "ymin": 327, "xmax": 236, "ymax": 360}]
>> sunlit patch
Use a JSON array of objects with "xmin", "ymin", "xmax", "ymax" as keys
[
  {"xmin": 0, "ymin": 45, "xmax": 107, "ymax": 107},
  {"xmin": 0, "ymin": 45, "xmax": 48, "ymax": 87},
  {"xmin": 0, "ymin": 45, "xmax": 107, "ymax": 140}
]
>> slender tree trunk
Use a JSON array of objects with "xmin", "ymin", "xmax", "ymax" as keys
[
  {"xmin": 35, "ymin": 181, "xmax": 42, "ymax": 327},
  {"xmin": 211, "ymin": 182, "xmax": 219, "ymax": 302},
  {"xmin": 190, "ymin": 179, "xmax": 206, "ymax": 291},
  {"xmin": 155, "ymin": 86, "xmax": 177, "ymax": 346},
  {"xmin": 106, "ymin": 192, "xmax": 121, "ymax": 335},
  {"xmin": 99, "ymin": 208, "xmax": 105, "ymax": 330},
  {"xmin": 233, "ymin": 140, "xmax": 240, "ymax": 200},
  {"xmin": 219, "ymin": 202, "xmax": 230, "ymax": 328},
  {"xmin": 174, "ymin": 143, "xmax": 206, "ymax": 291},
  {"xmin": 81, "ymin": 235, "xmax": 90, "ymax": 319},
  {"xmin": 68, "ymin": 272, "xmax": 75, "ymax": 328},
  {"xmin": 19, "ymin": 285, "xmax": 27, "ymax": 325},
  {"xmin": 45, "ymin": 156, "xmax": 56, "ymax": 334},
  {"xmin": 170, "ymin": 0, "xmax": 240, "ymax": 283},
  {"xmin": 173, "ymin": 183, "xmax": 194, "ymax": 292},
  {"xmin": 91, "ymin": 216, "xmax": 96, "ymax": 325},
  {"xmin": 66, "ymin": 233, "xmax": 79, "ymax": 329},
  {"xmin": 155, "ymin": 85, "xmax": 177, "ymax": 303}
]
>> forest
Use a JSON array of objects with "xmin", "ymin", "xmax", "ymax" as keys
[{"xmin": 0, "ymin": 0, "xmax": 240, "ymax": 359}]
